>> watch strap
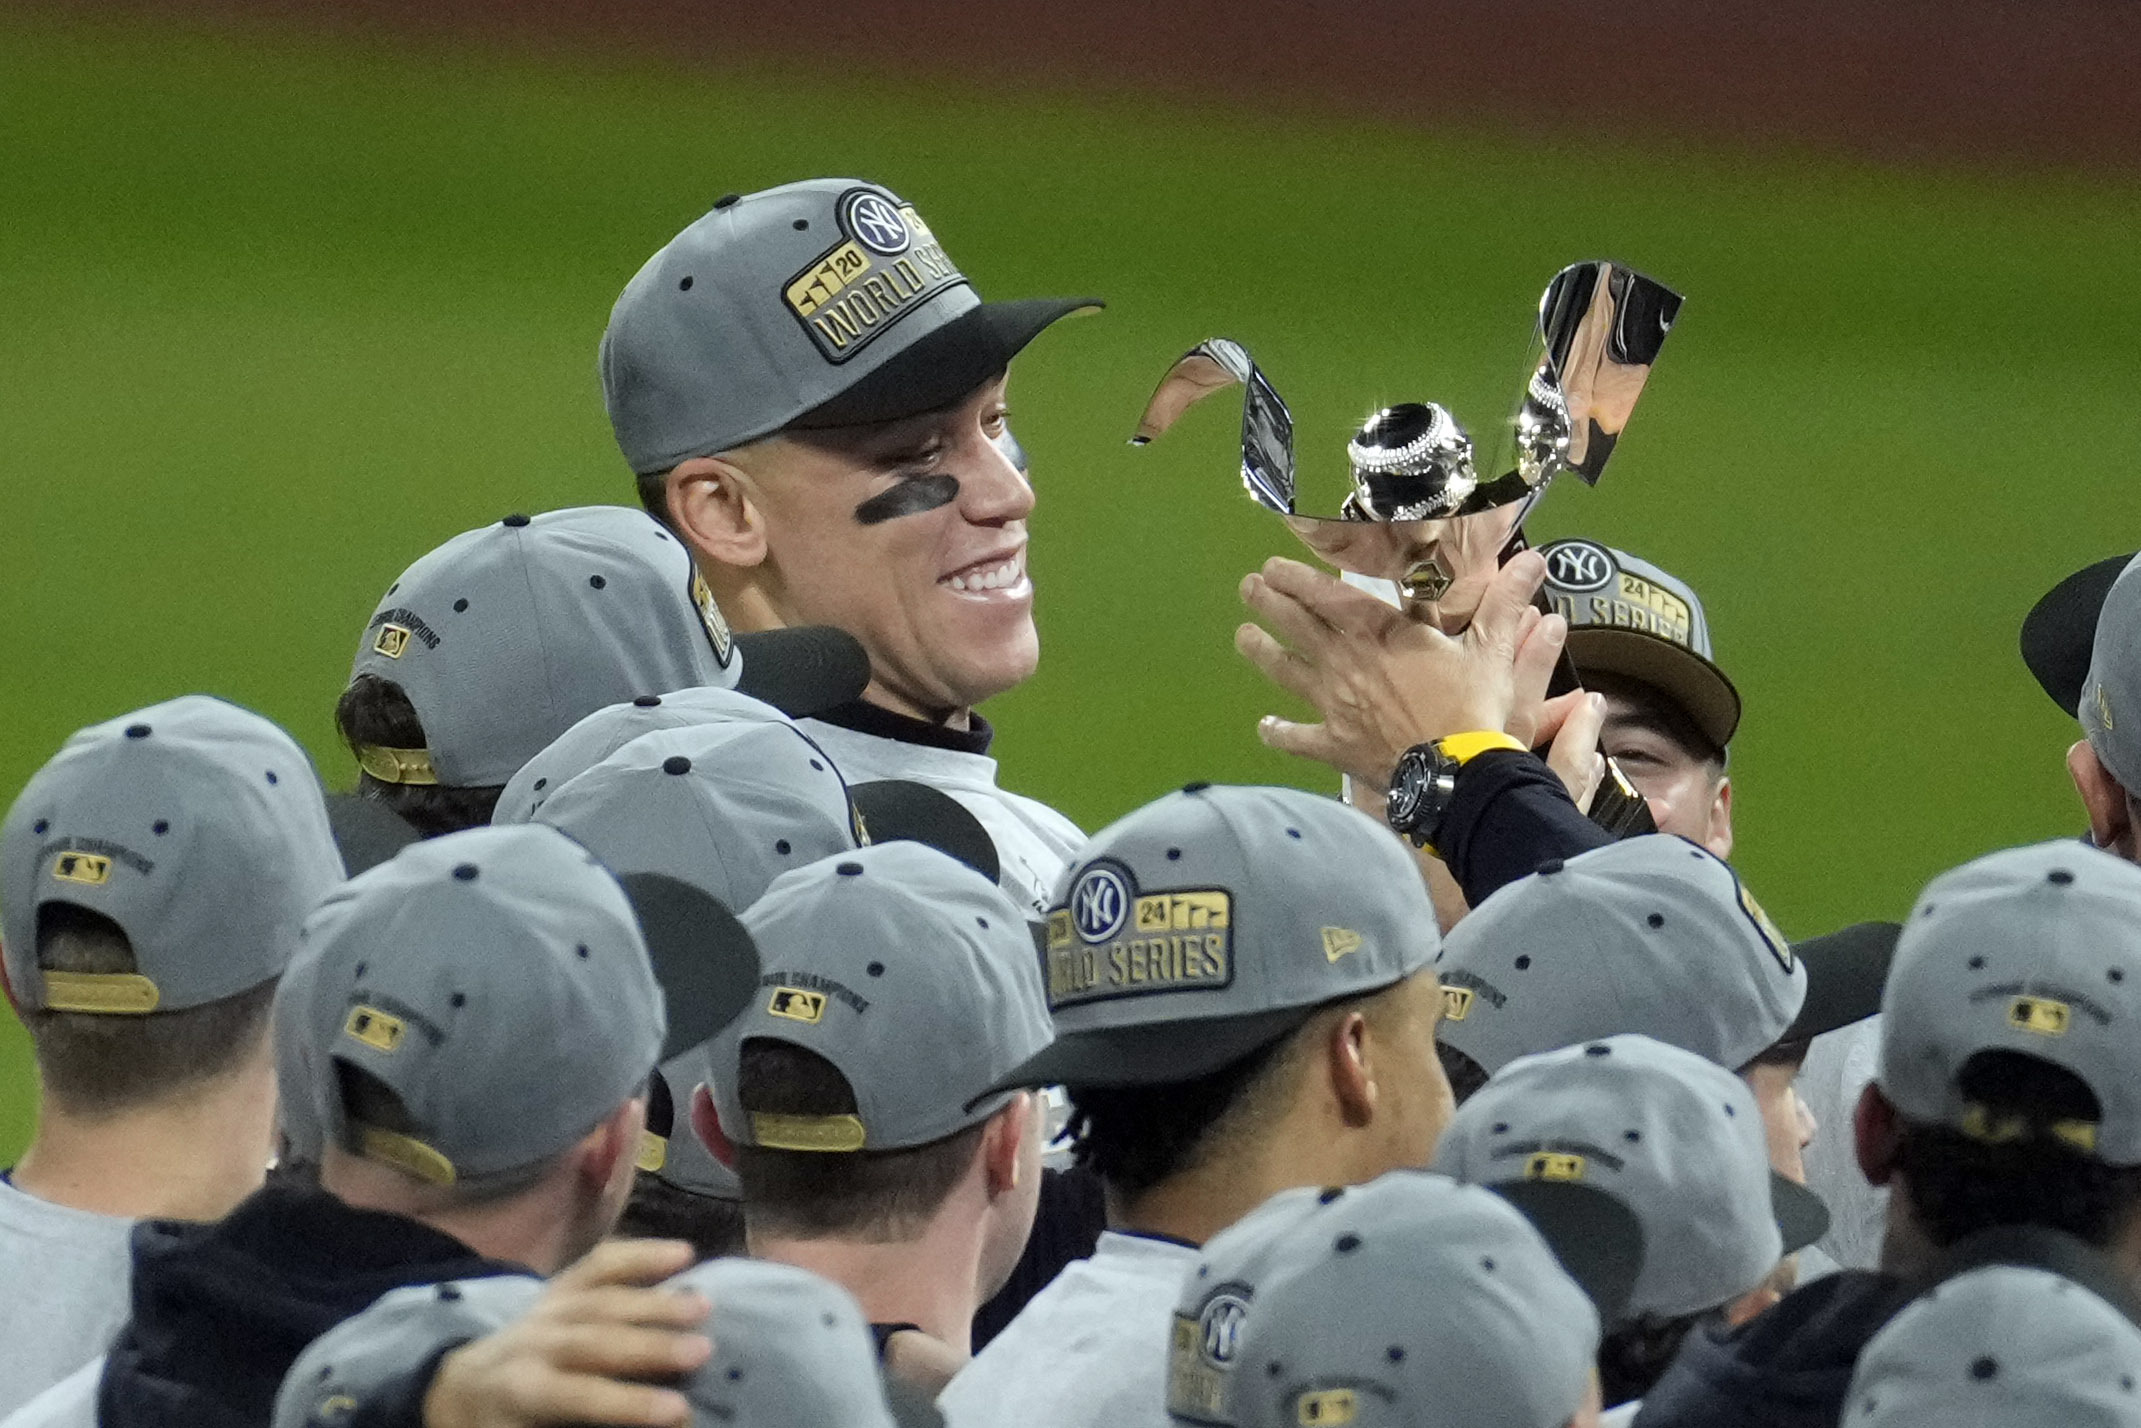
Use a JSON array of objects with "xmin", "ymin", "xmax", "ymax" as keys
[{"xmin": 1433, "ymin": 730, "xmax": 1526, "ymax": 766}]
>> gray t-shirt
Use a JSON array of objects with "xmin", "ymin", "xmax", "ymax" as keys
[{"xmin": 0, "ymin": 1179, "xmax": 135, "ymax": 1417}]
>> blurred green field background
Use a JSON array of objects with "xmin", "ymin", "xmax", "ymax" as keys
[{"xmin": 4, "ymin": 12, "xmax": 2137, "ymax": 1157}]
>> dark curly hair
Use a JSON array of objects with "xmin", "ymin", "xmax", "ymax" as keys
[{"xmin": 333, "ymin": 674, "xmax": 502, "ymax": 836}]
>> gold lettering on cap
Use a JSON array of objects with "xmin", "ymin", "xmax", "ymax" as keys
[
  {"xmin": 41, "ymin": 971, "xmax": 160, "ymax": 1015},
  {"xmin": 1296, "ymin": 1389, "xmax": 1357, "ymax": 1426},
  {"xmin": 51, "ymin": 851, "xmax": 112, "ymax": 886},
  {"xmin": 1321, "ymin": 927, "xmax": 1364, "ymax": 963},
  {"xmin": 768, "ymin": 987, "xmax": 828, "ymax": 1024},
  {"xmin": 356, "ymin": 1125, "xmax": 456, "ymax": 1185},
  {"xmin": 1526, "ymin": 1151, "xmax": 1587, "ymax": 1182},
  {"xmin": 2007, "ymin": 995, "xmax": 2071, "ymax": 1037},
  {"xmin": 344, "ymin": 1005, "xmax": 407, "ymax": 1053},
  {"xmin": 1441, "ymin": 985, "xmax": 1475, "ymax": 1021},
  {"xmin": 372, "ymin": 623, "xmax": 412, "ymax": 659},
  {"xmin": 689, "ymin": 569, "xmax": 733, "ymax": 666},
  {"xmin": 751, "ymin": 1112, "xmax": 866, "ymax": 1152},
  {"xmin": 785, "ymin": 240, "xmax": 871, "ymax": 319},
  {"xmin": 636, "ymin": 1131, "xmax": 668, "ymax": 1173},
  {"xmin": 2096, "ymin": 683, "xmax": 2116, "ymax": 733}
]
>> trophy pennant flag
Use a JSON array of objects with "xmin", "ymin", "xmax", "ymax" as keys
[{"xmin": 1133, "ymin": 261, "xmax": 1685, "ymax": 839}]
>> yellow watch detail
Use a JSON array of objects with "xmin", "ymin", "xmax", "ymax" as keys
[{"xmin": 1432, "ymin": 730, "xmax": 1526, "ymax": 765}]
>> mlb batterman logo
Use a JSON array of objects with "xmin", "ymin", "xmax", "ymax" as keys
[{"xmin": 51, "ymin": 851, "xmax": 113, "ymax": 885}]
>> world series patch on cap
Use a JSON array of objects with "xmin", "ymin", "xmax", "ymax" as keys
[
  {"xmin": 600, "ymin": 177, "xmax": 1102, "ymax": 475},
  {"xmin": 1879, "ymin": 840, "xmax": 2141, "ymax": 1165},
  {"xmin": 2, "ymin": 696, "xmax": 344, "ymax": 1016},
  {"xmin": 1539, "ymin": 537, "xmax": 1741, "ymax": 750},
  {"xmin": 989, "ymin": 784, "xmax": 1441, "ymax": 1094},
  {"xmin": 347, "ymin": 506, "xmax": 866, "ymax": 789}
]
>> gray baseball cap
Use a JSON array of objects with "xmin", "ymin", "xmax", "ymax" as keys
[
  {"xmin": 273, "ymin": 1259, "xmax": 897, "ymax": 1428},
  {"xmin": 495, "ymin": 686, "xmax": 798, "ymax": 824},
  {"xmin": 994, "ymin": 784, "xmax": 1441, "ymax": 1092},
  {"xmin": 347, "ymin": 506, "xmax": 863, "ymax": 788},
  {"xmin": 707, "ymin": 841, "xmax": 1053, "ymax": 1152},
  {"xmin": 1440, "ymin": 1034, "xmax": 1829, "ymax": 1323},
  {"xmin": 278, "ymin": 823, "xmax": 671, "ymax": 1188},
  {"xmin": 2, "ymin": 696, "xmax": 343, "ymax": 1015},
  {"xmin": 600, "ymin": 178, "xmax": 1101, "ymax": 475},
  {"xmin": 1169, "ymin": 1184, "xmax": 1357, "ymax": 1426},
  {"xmin": 2079, "ymin": 552, "xmax": 2141, "ymax": 795},
  {"xmin": 1879, "ymin": 840, "xmax": 2141, "ymax": 1165},
  {"xmin": 1843, "ymin": 1263, "xmax": 2141, "ymax": 1428},
  {"xmin": 1436, "ymin": 836, "xmax": 1809, "ymax": 1077},
  {"xmin": 1231, "ymin": 1170, "xmax": 1601, "ymax": 1428},
  {"xmin": 1540, "ymin": 538, "xmax": 1740, "ymax": 749}
]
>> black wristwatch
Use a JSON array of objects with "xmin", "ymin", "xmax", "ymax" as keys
[{"xmin": 1385, "ymin": 732, "xmax": 1526, "ymax": 850}]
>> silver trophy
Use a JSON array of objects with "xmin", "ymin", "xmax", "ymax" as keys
[{"xmin": 1134, "ymin": 261, "xmax": 1684, "ymax": 835}]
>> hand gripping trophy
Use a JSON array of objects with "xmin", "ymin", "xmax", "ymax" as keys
[{"xmin": 1133, "ymin": 261, "xmax": 1683, "ymax": 838}]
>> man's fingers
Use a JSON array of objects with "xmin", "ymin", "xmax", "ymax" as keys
[
  {"xmin": 1240, "ymin": 572, "xmax": 1356, "ymax": 658},
  {"xmin": 1466, "ymin": 551, "xmax": 1550, "ymax": 659},
  {"xmin": 1256, "ymin": 715, "xmax": 1348, "ymax": 775},
  {"xmin": 1235, "ymin": 624, "xmax": 1328, "ymax": 707},
  {"xmin": 545, "ymin": 1324, "xmax": 715, "ymax": 1379},
  {"xmin": 538, "ymin": 1285, "xmax": 712, "ymax": 1334},
  {"xmin": 1255, "ymin": 557, "xmax": 1402, "ymax": 633},
  {"xmin": 1521, "ymin": 688, "xmax": 1590, "ymax": 749},
  {"xmin": 1545, "ymin": 693, "xmax": 1608, "ymax": 813},
  {"xmin": 506, "ymin": 1367, "xmax": 696, "ymax": 1428},
  {"xmin": 1507, "ymin": 612, "xmax": 1568, "ymax": 733},
  {"xmin": 552, "ymin": 1239, "xmax": 697, "ymax": 1293}
]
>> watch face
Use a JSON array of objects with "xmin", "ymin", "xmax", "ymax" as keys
[{"xmin": 1385, "ymin": 747, "xmax": 1436, "ymax": 836}]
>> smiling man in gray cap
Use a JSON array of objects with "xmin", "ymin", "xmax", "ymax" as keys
[
  {"xmin": 605, "ymin": 180, "xmax": 1101, "ymax": 919},
  {"xmin": 942, "ymin": 784, "xmax": 1452, "ymax": 1428},
  {"xmin": 0, "ymin": 697, "xmax": 345, "ymax": 1417}
]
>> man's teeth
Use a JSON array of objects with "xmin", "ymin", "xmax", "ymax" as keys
[{"xmin": 947, "ymin": 558, "xmax": 1023, "ymax": 593}]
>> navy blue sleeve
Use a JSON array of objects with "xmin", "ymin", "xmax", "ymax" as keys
[{"xmin": 1438, "ymin": 750, "xmax": 1611, "ymax": 905}]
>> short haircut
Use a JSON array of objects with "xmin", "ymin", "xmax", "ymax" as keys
[
  {"xmin": 616, "ymin": 1172, "xmax": 747, "ymax": 1261},
  {"xmin": 1065, "ymin": 989, "xmax": 1397, "ymax": 1200},
  {"xmin": 1588, "ymin": 671, "xmax": 1727, "ymax": 772},
  {"xmin": 635, "ymin": 472, "xmax": 673, "ymax": 528},
  {"xmin": 731, "ymin": 1039, "xmax": 987, "ymax": 1240},
  {"xmin": 1439, "ymin": 1040, "xmax": 1492, "ymax": 1106},
  {"xmin": 332, "ymin": 1060, "xmax": 562, "ymax": 1205},
  {"xmin": 26, "ymin": 903, "xmax": 277, "ymax": 1116},
  {"xmin": 1598, "ymin": 1309, "xmax": 1717, "ymax": 1407},
  {"xmin": 333, "ymin": 674, "xmax": 503, "ymax": 836},
  {"xmin": 1895, "ymin": 1050, "xmax": 2141, "ymax": 1250}
]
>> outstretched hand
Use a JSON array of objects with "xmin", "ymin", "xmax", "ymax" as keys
[
  {"xmin": 425, "ymin": 1239, "xmax": 711, "ymax": 1428},
  {"xmin": 1235, "ymin": 550, "xmax": 1566, "ymax": 789}
]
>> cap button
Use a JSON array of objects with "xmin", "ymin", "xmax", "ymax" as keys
[
  {"xmin": 836, "ymin": 861, "xmax": 864, "ymax": 876},
  {"xmin": 124, "ymin": 724, "xmax": 152, "ymax": 740},
  {"xmin": 1180, "ymin": 781, "xmax": 1212, "ymax": 795},
  {"xmin": 452, "ymin": 864, "xmax": 479, "ymax": 882},
  {"xmin": 501, "ymin": 513, "xmax": 531, "ymax": 528},
  {"xmin": 662, "ymin": 756, "xmax": 692, "ymax": 775},
  {"xmin": 712, "ymin": 192, "xmax": 741, "ymax": 209},
  {"xmin": 1536, "ymin": 858, "xmax": 1563, "ymax": 876},
  {"xmin": 2049, "ymin": 869, "xmax": 2075, "ymax": 886},
  {"xmin": 633, "ymin": 695, "xmax": 663, "ymax": 708}
]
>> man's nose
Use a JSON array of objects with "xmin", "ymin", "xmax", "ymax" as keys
[{"xmin": 957, "ymin": 430, "xmax": 1034, "ymax": 524}]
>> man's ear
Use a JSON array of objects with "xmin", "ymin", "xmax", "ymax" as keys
[
  {"xmin": 1854, "ymin": 1080, "xmax": 1901, "ymax": 1187},
  {"xmin": 981, "ymin": 1092, "xmax": 1034, "ymax": 1196},
  {"xmin": 667, "ymin": 456, "xmax": 769, "ymax": 569},
  {"xmin": 1327, "ymin": 1010, "xmax": 1377, "ymax": 1128},
  {"xmin": 2069, "ymin": 740, "xmax": 2135, "ymax": 856},
  {"xmin": 1704, "ymin": 775, "xmax": 1734, "ymax": 861},
  {"xmin": 691, "ymin": 1084, "xmax": 738, "ymax": 1169},
  {"xmin": 579, "ymin": 1096, "xmax": 645, "ymax": 1192}
]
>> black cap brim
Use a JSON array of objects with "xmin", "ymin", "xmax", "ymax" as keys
[
  {"xmin": 974, "ymin": 1006, "xmax": 1317, "ymax": 1107},
  {"xmin": 1487, "ymin": 1180, "xmax": 1644, "ymax": 1326},
  {"xmin": 787, "ymin": 298, "xmax": 1103, "ymax": 432},
  {"xmin": 1773, "ymin": 1172, "xmax": 1832, "ymax": 1257},
  {"xmin": 616, "ymin": 871, "xmax": 763, "ymax": 1060},
  {"xmin": 849, "ymin": 780, "xmax": 1001, "ymax": 884},
  {"xmin": 2020, "ymin": 552, "xmax": 2134, "ymax": 716},
  {"xmin": 1783, "ymin": 921, "xmax": 1899, "ymax": 1043},
  {"xmin": 1565, "ymin": 627, "xmax": 1742, "ymax": 751},
  {"xmin": 729, "ymin": 626, "xmax": 870, "ymax": 718},
  {"xmin": 324, "ymin": 793, "xmax": 422, "ymax": 876}
]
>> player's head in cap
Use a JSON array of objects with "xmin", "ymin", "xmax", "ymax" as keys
[
  {"xmin": 1440, "ymin": 1035, "xmax": 1831, "ymax": 1408},
  {"xmin": 1433, "ymin": 835, "xmax": 1890, "ymax": 1194},
  {"xmin": 1858, "ymin": 841, "xmax": 2141, "ymax": 1281},
  {"xmin": 1229, "ymin": 1170, "xmax": 1605, "ymax": 1428},
  {"xmin": 0, "ymin": 696, "xmax": 344, "ymax": 1221},
  {"xmin": 337, "ymin": 505, "xmax": 867, "ymax": 837},
  {"xmin": 693, "ymin": 840, "xmax": 1053, "ymax": 1385},
  {"xmin": 1843, "ymin": 1259, "xmax": 2141, "ymax": 1428},
  {"xmin": 275, "ymin": 822, "xmax": 756, "ymax": 1275},
  {"xmin": 989, "ymin": 784, "xmax": 1450, "ymax": 1246},
  {"xmin": 605, "ymin": 179, "xmax": 1103, "ymax": 729},
  {"xmin": 2063, "ymin": 552, "xmax": 2141, "ymax": 864},
  {"xmin": 1540, "ymin": 538, "xmax": 1738, "ymax": 857}
]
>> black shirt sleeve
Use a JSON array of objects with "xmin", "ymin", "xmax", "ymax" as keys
[{"xmin": 1438, "ymin": 749, "xmax": 1612, "ymax": 905}]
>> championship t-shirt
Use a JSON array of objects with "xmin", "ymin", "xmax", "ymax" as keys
[{"xmin": 0, "ymin": 1177, "xmax": 134, "ymax": 1417}]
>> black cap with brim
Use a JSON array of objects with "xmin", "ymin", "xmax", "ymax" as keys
[
  {"xmin": 616, "ymin": 871, "xmax": 762, "ymax": 1060},
  {"xmin": 787, "ymin": 298, "xmax": 1103, "ymax": 431},
  {"xmin": 974, "ymin": 1004, "xmax": 1317, "ymax": 1107},
  {"xmin": 324, "ymin": 793, "xmax": 422, "ymax": 877},
  {"xmin": 1566, "ymin": 627, "xmax": 1742, "ymax": 752},
  {"xmin": 729, "ymin": 626, "xmax": 869, "ymax": 719},
  {"xmin": 2021, "ymin": 552, "xmax": 2135, "ymax": 716},
  {"xmin": 1783, "ymin": 921, "xmax": 1899, "ymax": 1043},
  {"xmin": 849, "ymin": 780, "xmax": 1001, "ymax": 884}
]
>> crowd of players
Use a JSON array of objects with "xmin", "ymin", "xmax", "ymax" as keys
[{"xmin": 3, "ymin": 176, "xmax": 2140, "ymax": 1428}]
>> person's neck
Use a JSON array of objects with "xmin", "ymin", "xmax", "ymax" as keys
[
  {"xmin": 751, "ymin": 1212, "xmax": 987, "ymax": 1354},
  {"xmin": 12, "ymin": 1064, "xmax": 275, "ymax": 1222},
  {"xmin": 1879, "ymin": 1186, "xmax": 2141, "ymax": 1284},
  {"xmin": 319, "ymin": 1153, "xmax": 576, "ymax": 1275},
  {"xmin": 863, "ymin": 680, "xmax": 970, "ymax": 731},
  {"xmin": 1115, "ymin": 1119, "xmax": 1365, "ymax": 1247}
]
